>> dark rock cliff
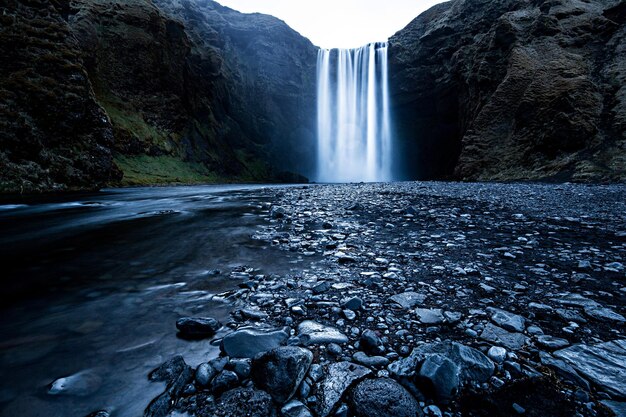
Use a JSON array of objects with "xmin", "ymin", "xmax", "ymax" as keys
[
  {"xmin": 0, "ymin": 0, "xmax": 316, "ymax": 193},
  {"xmin": 151, "ymin": 0, "xmax": 318, "ymax": 178},
  {"xmin": 390, "ymin": 0, "xmax": 626, "ymax": 182},
  {"xmin": 0, "ymin": 0, "xmax": 121, "ymax": 193}
]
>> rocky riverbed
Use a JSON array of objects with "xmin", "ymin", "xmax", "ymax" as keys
[{"xmin": 77, "ymin": 182, "xmax": 625, "ymax": 417}]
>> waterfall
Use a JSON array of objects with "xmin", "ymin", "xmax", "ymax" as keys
[{"xmin": 316, "ymin": 42, "xmax": 393, "ymax": 183}]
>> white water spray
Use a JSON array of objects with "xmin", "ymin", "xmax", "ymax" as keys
[{"xmin": 316, "ymin": 42, "xmax": 393, "ymax": 183}]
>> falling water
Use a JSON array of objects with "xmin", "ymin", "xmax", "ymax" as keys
[{"xmin": 316, "ymin": 42, "xmax": 393, "ymax": 183}]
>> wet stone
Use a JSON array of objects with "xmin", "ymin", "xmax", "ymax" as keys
[
  {"xmin": 149, "ymin": 355, "xmax": 187, "ymax": 383},
  {"xmin": 360, "ymin": 329, "xmax": 384, "ymax": 355},
  {"xmin": 252, "ymin": 347, "xmax": 313, "ymax": 404},
  {"xmin": 211, "ymin": 370, "xmax": 239, "ymax": 394},
  {"xmin": 342, "ymin": 297, "xmax": 363, "ymax": 311},
  {"xmin": 314, "ymin": 362, "xmax": 372, "ymax": 417},
  {"xmin": 389, "ymin": 292, "xmax": 426, "ymax": 309},
  {"xmin": 536, "ymin": 335, "xmax": 570, "ymax": 350},
  {"xmin": 480, "ymin": 323, "xmax": 527, "ymax": 351},
  {"xmin": 487, "ymin": 346, "xmax": 507, "ymax": 363},
  {"xmin": 298, "ymin": 320, "xmax": 349, "ymax": 346},
  {"xmin": 212, "ymin": 388, "xmax": 277, "ymax": 417},
  {"xmin": 487, "ymin": 307, "xmax": 526, "ymax": 332},
  {"xmin": 583, "ymin": 306, "xmax": 625, "ymax": 323},
  {"xmin": 352, "ymin": 351, "xmax": 390, "ymax": 368},
  {"xmin": 195, "ymin": 362, "xmax": 217, "ymax": 387},
  {"xmin": 176, "ymin": 317, "xmax": 221, "ymax": 338},
  {"xmin": 221, "ymin": 328, "xmax": 289, "ymax": 358},
  {"xmin": 554, "ymin": 340, "xmax": 626, "ymax": 399},
  {"xmin": 349, "ymin": 378, "xmax": 423, "ymax": 417},
  {"xmin": 538, "ymin": 352, "xmax": 593, "ymax": 391},
  {"xmin": 418, "ymin": 353, "xmax": 460, "ymax": 401},
  {"xmin": 415, "ymin": 308, "xmax": 445, "ymax": 324},
  {"xmin": 281, "ymin": 399, "xmax": 313, "ymax": 417}
]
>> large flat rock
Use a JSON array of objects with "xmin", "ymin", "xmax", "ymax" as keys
[{"xmin": 554, "ymin": 340, "xmax": 626, "ymax": 399}]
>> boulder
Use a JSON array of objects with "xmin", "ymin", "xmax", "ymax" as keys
[
  {"xmin": 252, "ymin": 347, "xmax": 313, "ymax": 404},
  {"xmin": 418, "ymin": 354, "xmax": 460, "ymax": 401},
  {"xmin": 480, "ymin": 323, "xmax": 528, "ymax": 350},
  {"xmin": 314, "ymin": 362, "xmax": 372, "ymax": 417},
  {"xmin": 221, "ymin": 328, "xmax": 289, "ymax": 358},
  {"xmin": 349, "ymin": 378, "xmax": 423, "ymax": 417},
  {"xmin": 176, "ymin": 317, "xmax": 221, "ymax": 338},
  {"xmin": 554, "ymin": 340, "xmax": 626, "ymax": 399},
  {"xmin": 298, "ymin": 321, "xmax": 349, "ymax": 346}
]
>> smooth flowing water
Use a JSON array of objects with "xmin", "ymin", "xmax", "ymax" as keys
[
  {"xmin": 316, "ymin": 42, "xmax": 393, "ymax": 183},
  {"xmin": 0, "ymin": 185, "xmax": 311, "ymax": 417}
]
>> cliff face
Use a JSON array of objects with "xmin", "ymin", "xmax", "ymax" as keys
[
  {"xmin": 152, "ymin": 0, "xmax": 318, "ymax": 179},
  {"xmin": 390, "ymin": 0, "xmax": 626, "ymax": 182},
  {"xmin": 0, "ymin": 0, "xmax": 316, "ymax": 193},
  {"xmin": 0, "ymin": 0, "xmax": 121, "ymax": 193}
]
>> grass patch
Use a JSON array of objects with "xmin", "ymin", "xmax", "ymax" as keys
[
  {"xmin": 114, "ymin": 155, "xmax": 223, "ymax": 186},
  {"xmin": 99, "ymin": 95, "xmax": 173, "ymax": 151}
]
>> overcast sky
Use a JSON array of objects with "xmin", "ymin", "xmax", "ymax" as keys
[{"xmin": 216, "ymin": 0, "xmax": 446, "ymax": 49}]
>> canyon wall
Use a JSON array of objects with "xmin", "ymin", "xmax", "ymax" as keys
[
  {"xmin": 0, "ymin": 0, "xmax": 316, "ymax": 193},
  {"xmin": 390, "ymin": 0, "xmax": 626, "ymax": 182}
]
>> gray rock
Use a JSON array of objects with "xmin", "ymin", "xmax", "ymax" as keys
[
  {"xmin": 418, "ymin": 353, "xmax": 460, "ymax": 401},
  {"xmin": 444, "ymin": 311, "xmax": 463, "ymax": 323},
  {"xmin": 349, "ymin": 378, "xmax": 423, "ymax": 417},
  {"xmin": 270, "ymin": 206, "xmax": 286, "ymax": 218},
  {"xmin": 213, "ymin": 388, "xmax": 277, "ymax": 417},
  {"xmin": 149, "ymin": 355, "xmax": 187, "ymax": 383},
  {"xmin": 423, "ymin": 405, "xmax": 443, "ymax": 417},
  {"xmin": 313, "ymin": 281, "xmax": 332, "ymax": 294},
  {"xmin": 601, "ymin": 401, "xmax": 626, "ymax": 417},
  {"xmin": 487, "ymin": 307, "xmax": 526, "ymax": 332},
  {"xmin": 415, "ymin": 308, "xmax": 445, "ymax": 324},
  {"xmin": 389, "ymin": 341, "xmax": 494, "ymax": 385},
  {"xmin": 584, "ymin": 306, "xmax": 626, "ymax": 323},
  {"xmin": 240, "ymin": 308, "xmax": 269, "ymax": 321},
  {"xmin": 228, "ymin": 358, "xmax": 252, "ymax": 379},
  {"xmin": 314, "ymin": 362, "xmax": 372, "ymax": 417},
  {"xmin": 352, "ymin": 351, "xmax": 390, "ymax": 368},
  {"xmin": 221, "ymin": 328, "xmax": 289, "ymax": 358},
  {"xmin": 539, "ymin": 352, "xmax": 590, "ymax": 391},
  {"xmin": 252, "ymin": 347, "xmax": 313, "ymax": 404},
  {"xmin": 536, "ymin": 335, "xmax": 570, "ymax": 350},
  {"xmin": 389, "ymin": 292, "xmax": 426, "ymax": 309},
  {"xmin": 343, "ymin": 309, "xmax": 356, "ymax": 321},
  {"xmin": 195, "ymin": 362, "xmax": 217, "ymax": 387},
  {"xmin": 480, "ymin": 323, "xmax": 528, "ymax": 350},
  {"xmin": 554, "ymin": 340, "xmax": 626, "ymax": 399},
  {"xmin": 176, "ymin": 317, "xmax": 221, "ymax": 338},
  {"xmin": 211, "ymin": 370, "xmax": 239, "ymax": 394},
  {"xmin": 487, "ymin": 346, "xmax": 507, "ymax": 364},
  {"xmin": 553, "ymin": 294, "xmax": 601, "ymax": 309},
  {"xmin": 298, "ymin": 321, "xmax": 348, "ymax": 346},
  {"xmin": 342, "ymin": 297, "xmax": 363, "ymax": 311},
  {"xmin": 360, "ymin": 329, "xmax": 384, "ymax": 355},
  {"xmin": 555, "ymin": 309, "xmax": 587, "ymax": 323},
  {"xmin": 281, "ymin": 400, "xmax": 313, "ymax": 417}
]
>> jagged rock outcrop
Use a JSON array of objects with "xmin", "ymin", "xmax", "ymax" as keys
[
  {"xmin": 390, "ymin": 0, "xmax": 626, "ymax": 182},
  {"xmin": 0, "ymin": 0, "xmax": 316, "ymax": 193},
  {"xmin": 0, "ymin": 0, "xmax": 121, "ymax": 193},
  {"xmin": 151, "ymin": 0, "xmax": 318, "ymax": 178}
]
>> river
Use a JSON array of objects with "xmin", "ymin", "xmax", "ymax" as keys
[{"xmin": 0, "ymin": 185, "xmax": 307, "ymax": 417}]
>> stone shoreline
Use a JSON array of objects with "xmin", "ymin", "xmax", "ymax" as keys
[{"xmin": 81, "ymin": 182, "xmax": 626, "ymax": 417}]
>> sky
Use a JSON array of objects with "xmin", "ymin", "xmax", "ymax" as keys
[{"xmin": 216, "ymin": 0, "xmax": 446, "ymax": 49}]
